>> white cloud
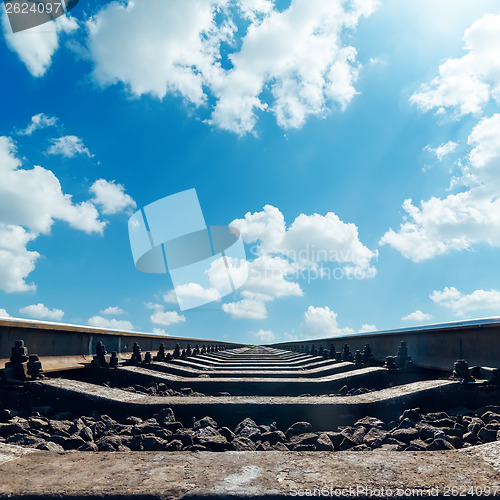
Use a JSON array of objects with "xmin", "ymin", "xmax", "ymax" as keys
[
  {"xmin": 47, "ymin": 136, "xmax": 93, "ymax": 158},
  {"xmin": 222, "ymin": 299, "xmax": 268, "ymax": 319},
  {"xmin": 254, "ymin": 329, "xmax": 275, "ymax": 343},
  {"xmin": 0, "ymin": 136, "xmax": 105, "ymax": 235},
  {"xmin": 430, "ymin": 286, "xmax": 500, "ymax": 316},
  {"xmin": 0, "ymin": 136, "xmax": 106, "ymax": 292},
  {"xmin": 86, "ymin": 0, "xmax": 378, "ymax": 134},
  {"xmin": 175, "ymin": 283, "xmax": 221, "ymax": 303},
  {"xmin": 18, "ymin": 113, "xmax": 58, "ymax": 135},
  {"xmin": 301, "ymin": 305, "xmax": 354, "ymax": 339},
  {"xmin": 88, "ymin": 315, "xmax": 134, "ymax": 330},
  {"xmin": 90, "ymin": 179, "xmax": 136, "ymax": 215},
  {"xmin": 152, "ymin": 327, "xmax": 168, "ymax": 335},
  {"xmin": 100, "ymin": 306, "xmax": 125, "ymax": 315},
  {"xmin": 402, "ymin": 310, "xmax": 432, "ymax": 322},
  {"xmin": 223, "ymin": 204, "xmax": 376, "ymax": 319},
  {"xmin": 410, "ymin": 13, "xmax": 500, "ymax": 117},
  {"xmin": 20, "ymin": 303, "xmax": 64, "ymax": 321},
  {"xmin": 0, "ymin": 308, "xmax": 10, "ymax": 317},
  {"xmin": 163, "ymin": 290, "xmax": 178, "ymax": 304},
  {"xmin": 380, "ymin": 114, "xmax": 500, "ymax": 261},
  {"xmin": 358, "ymin": 323, "xmax": 376, "ymax": 333},
  {"xmin": 0, "ymin": 223, "xmax": 39, "ymax": 293},
  {"xmin": 425, "ymin": 141, "xmax": 458, "ymax": 161},
  {"xmin": 2, "ymin": 11, "xmax": 78, "ymax": 77},
  {"xmin": 147, "ymin": 302, "xmax": 186, "ymax": 326}
]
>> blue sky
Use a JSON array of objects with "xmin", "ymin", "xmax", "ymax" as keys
[{"xmin": 1, "ymin": 0, "xmax": 500, "ymax": 344}]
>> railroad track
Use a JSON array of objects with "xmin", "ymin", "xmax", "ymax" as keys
[{"xmin": 0, "ymin": 317, "xmax": 500, "ymax": 498}]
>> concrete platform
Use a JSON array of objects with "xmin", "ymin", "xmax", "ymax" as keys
[{"xmin": 0, "ymin": 442, "xmax": 499, "ymax": 498}]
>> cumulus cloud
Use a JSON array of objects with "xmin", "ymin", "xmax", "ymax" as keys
[
  {"xmin": 380, "ymin": 114, "xmax": 500, "ymax": 261},
  {"xmin": 430, "ymin": 286, "xmax": 500, "ymax": 316},
  {"xmin": 410, "ymin": 13, "xmax": 500, "ymax": 116},
  {"xmin": 0, "ymin": 308, "xmax": 10, "ymax": 317},
  {"xmin": 358, "ymin": 323, "xmax": 376, "ymax": 333},
  {"xmin": 424, "ymin": 141, "xmax": 458, "ymax": 161},
  {"xmin": 254, "ymin": 329, "xmax": 275, "ymax": 343},
  {"xmin": 100, "ymin": 306, "xmax": 125, "ymax": 315},
  {"xmin": 222, "ymin": 298, "xmax": 268, "ymax": 319},
  {"xmin": 90, "ymin": 179, "xmax": 136, "ymax": 215},
  {"xmin": 86, "ymin": 0, "xmax": 378, "ymax": 134},
  {"xmin": 301, "ymin": 305, "xmax": 354, "ymax": 339},
  {"xmin": 88, "ymin": 316, "xmax": 134, "ymax": 330},
  {"xmin": 147, "ymin": 302, "xmax": 186, "ymax": 326},
  {"xmin": 0, "ymin": 136, "xmax": 106, "ymax": 292},
  {"xmin": 20, "ymin": 303, "xmax": 64, "ymax": 321},
  {"xmin": 152, "ymin": 327, "xmax": 168, "ymax": 335},
  {"xmin": 2, "ymin": 10, "xmax": 78, "ymax": 77},
  {"xmin": 18, "ymin": 113, "xmax": 58, "ymax": 135},
  {"xmin": 223, "ymin": 204, "xmax": 376, "ymax": 318},
  {"xmin": 402, "ymin": 310, "xmax": 432, "ymax": 322},
  {"xmin": 47, "ymin": 136, "xmax": 93, "ymax": 158}
]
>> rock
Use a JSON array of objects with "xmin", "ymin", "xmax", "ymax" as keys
[
  {"xmin": 256, "ymin": 442, "xmax": 273, "ymax": 451},
  {"xmin": 49, "ymin": 420, "xmax": 72, "ymax": 434},
  {"xmin": 324, "ymin": 432, "xmax": 344, "ymax": 448},
  {"xmin": 6, "ymin": 434, "xmax": 45, "ymax": 448},
  {"xmin": 79, "ymin": 426, "xmax": 94, "ymax": 442},
  {"xmin": 337, "ymin": 385, "xmax": 349, "ymax": 396},
  {"xmin": 483, "ymin": 412, "xmax": 500, "ymax": 424},
  {"xmin": 235, "ymin": 418, "xmax": 258, "ymax": 434},
  {"xmin": 463, "ymin": 431, "xmax": 478, "ymax": 444},
  {"xmin": 316, "ymin": 433, "xmax": 334, "ymax": 451},
  {"xmin": 48, "ymin": 435, "xmax": 66, "ymax": 446},
  {"xmin": 28, "ymin": 418, "xmax": 49, "ymax": 431},
  {"xmin": 351, "ymin": 444, "xmax": 371, "ymax": 451},
  {"xmin": 162, "ymin": 421, "xmax": 183, "ymax": 432},
  {"xmin": 273, "ymin": 442, "xmax": 289, "ymax": 451},
  {"xmin": 194, "ymin": 427, "xmax": 228, "ymax": 451},
  {"xmin": 363, "ymin": 427, "xmax": 388, "ymax": 448},
  {"xmin": 96, "ymin": 435, "xmax": 126, "ymax": 451},
  {"xmin": 0, "ymin": 409, "xmax": 19, "ymax": 422},
  {"xmin": 232, "ymin": 436, "xmax": 256, "ymax": 451},
  {"xmin": 154, "ymin": 408, "xmax": 176, "ymax": 425},
  {"xmin": 400, "ymin": 408, "xmax": 421, "ymax": 422},
  {"xmin": 426, "ymin": 438, "xmax": 454, "ymax": 451},
  {"xmin": 261, "ymin": 430, "xmax": 285, "ymax": 445},
  {"xmin": 475, "ymin": 405, "xmax": 500, "ymax": 418},
  {"xmin": 417, "ymin": 423, "xmax": 444, "ymax": 441},
  {"xmin": 337, "ymin": 436, "xmax": 355, "ymax": 451},
  {"xmin": 68, "ymin": 419, "xmax": 86, "ymax": 435},
  {"xmin": 78, "ymin": 442, "xmax": 99, "ymax": 452},
  {"xmin": 0, "ymin": 422, "xmax": 29, "ymax": 438},
  {"xmin": 285, "ymin": 422, "xmax": 313, "ymax": 437},
  {"xmin": 167, "ymin": 432, "xmax": 193, "ymax": 447},
  {"xmin": 193, "ymin": 416, "xmax": 218, "ymax": 430},
  {"xmin": 37, "ymin": 441, "xmax": 64, "ymax": 452},
  {"xmin": 165, "ymin": 439, "xmax": 183, "ymax": 451},
  {"xmin": 426, "ymin": 418, "xmax": 455, "ymax": 428},
  {"xmin": 219, "ymin": 427, "xmax": 235, "ymax": 442},
  {"xmin": 187, "ymin": 444, "xmax": 210, "ymax": 452},
  {"xmin": 120, "ymin": 416, "xmax": 142, "ymax": 426},
  {"xmin": 380, "ymin": 444, "xmax": 401, "ymax": 451},
  {"xmin": 289, "ymin": 433, "xmax": 318, "ymax": 446},
  {"xmin": 63, "ymin": 437, "xmax": 87, "ymax": 450},
  {"xmin": 397, "ymin": 418, "xmax": 416, "ymax": 430},
  {"xmin": 445, "ymin": 436, "xmax": 463, "ymax": 448},
  {"xmin": 467, "ymin": 419, "xmax": 484, "ymax": 435},
  {"xmin": 486, "ymin": 422, "xmax": 500, "ymax": 432},
  {"xmin": 239, "ymin": 426, "xmax": 261, "ymax": 442},
  {"xmin": 341, "ymin": 426, "xmax": 366, "ymax": 445},
  {"xmin": 355, "ymin": 417, "xmax": 387, "ymax": 430},
  {"xmin": 387, "ymin": 421, "xmax": 398, "ymax": 431},
  {"xmin": 391, "ymin": 428, "xmax": 419, "ymax": 444},
  {"xmin": 132, "ymin": 434, "xmax": 168, "ymax": 451},
  {"xmin": 408, "ymin": 439, "xmax": 427, "ymax": 451},
  {"xmin": 425, "ymin": 412, "xmax": 450, "ymax": 421},
  {"xmin": 478, "ymin": 427, "xmax": 497, "ymax": 443},
  {"xmin": 292, "ymin": 444, "xmax": 316, "ymax": 451},
  {"xmin": 90, "ymin": 421, "xmax": 107, "ymax": 439}
]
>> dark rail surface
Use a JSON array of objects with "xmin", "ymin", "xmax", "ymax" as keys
[
  {"xmin": 268, "ymin": 317, "xmax": 500, "ymax": 371},
  {"xmin": 0, "ymin": 317, "xmax": 242, "ymax": 372}
]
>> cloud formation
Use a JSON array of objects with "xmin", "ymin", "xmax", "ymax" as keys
[
  {"xmin": 430, "ymin": 287, "xmax": 500, "ymax": 316},
  {"xmin": 86, "ymin": 0, "xmax": 378, "ymax": 134},
  {"xmin": 47, "ymin": 136, "xmax": 93, "ymax": 158},
  {"xmin": 301, "ymin": 305, "xmax": 354, "ymax": 338},
  {"xmin": 88, "ymin": 315, "xmax": 134, "ymax": 330},
  {"xmin": 20, "ymin": 303, "xmax": 64, "ymax": 321},
  {"xmin": 402, "ymin": 310, "xmax": 432, "ymax": 322}
]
